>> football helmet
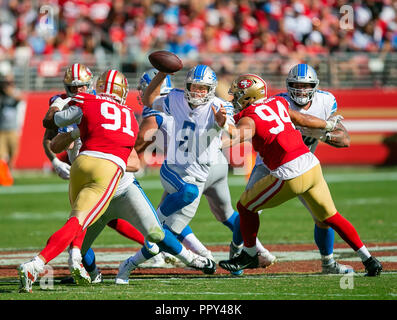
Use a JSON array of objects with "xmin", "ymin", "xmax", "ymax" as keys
[
  {"xmin": 96, "ymin": 69, "xmax": 129, "ymax": 104},
  {"xmin": 184, "ymin": 64, "xmax": 217, "ymax": 106},
  {"xmin": 63, "ymin": 63, "xmax": 93, "ymax": 97},
  {"xmin": 228, "ymin": 74, "xmax": 267, "ymax": 111},
  {"xmin": 137, "ymin": 68, "xmax": 173, "ymax": 98},
  {"xmin": 286, "ymin": 64, "xmax": 319, "ymax": 106}
]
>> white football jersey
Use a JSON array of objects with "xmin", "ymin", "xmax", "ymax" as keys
[
  {"xmin": 255, "ymin": 90, "xmax": 337, "ymax": 166},
  {"xmin": 154, "ymin": 88, "xmax": 234, "ymax": 181}
]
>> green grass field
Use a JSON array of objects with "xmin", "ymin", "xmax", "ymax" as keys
[{"xmin": 0, "ymin": 166, "xmax": 396, "ymax": 302}]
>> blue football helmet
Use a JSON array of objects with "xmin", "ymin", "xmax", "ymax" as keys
[
  {"xmin": 137, "ymin": 68, "xmax": 173, "ymax": 97},
  {"xmin": 286, "ymin": 64, "xmax": 319, "ymax": 106},
  {"xmin": 184, "ymin": 64, "xmax": 217, "ymax": 106}
]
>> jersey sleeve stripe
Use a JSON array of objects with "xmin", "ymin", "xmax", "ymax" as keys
[{"xmin": 164, "ymin": 96, "xmax": 171, "ymax": 115}]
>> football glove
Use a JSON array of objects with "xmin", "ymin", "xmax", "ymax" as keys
[
  {"xmin": 324, "ymin": 115, "xmax": 344, "ymax": 131},
  {"xmin": 52, "ymin": 157, "xmax": 71, "ymax": 180}
]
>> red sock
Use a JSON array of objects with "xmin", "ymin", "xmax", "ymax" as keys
[
  {"xmin": 107, "ymin": 219, "xmax": 144, "ymax": 245},
  {"xmin": 40, "ymin": 217, "xmax": 82, "ymax": 263},
  {"xmin": 237, "ymin": 201, "xmax": 259, "ymax": 248},
  {"xmin": 70, "ymin": 228, "xmax": 87, "ymax": 250},
  {"xmin": 324, "ymin": 212, "xmax": 364, "ymax": 251}
]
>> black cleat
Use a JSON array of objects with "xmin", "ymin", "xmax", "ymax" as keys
[
  {"xmin": 219, "ymin": 250, "xmax": 259, "ymax": 273},
  {"xmin": 363, "ymin": 257, "xmax": 382, "ymax": 276}
]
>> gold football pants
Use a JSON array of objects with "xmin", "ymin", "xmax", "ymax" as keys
[
  {"xmin": 240, "ymin": 164, "xmax": 337, "ymax": 221},
  {"xmin": 68, "ymin": 155, "xmax": 122, "ymax": 229}
]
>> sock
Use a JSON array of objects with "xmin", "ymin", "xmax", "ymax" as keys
[
  {"xmin": 157, "ymin": 227, "xmax": 183, "ymax": 256},
  {"xmin": 40, "ymin": 217, "xmax": 82, "ymax": 263},
  {"xmin": 177, "ymin": 225, "xmax": 209, "ymax": 256},
  {"xmin": 243, "ymin": 246, "xmax": 257, "ymax": 257},
  {"xmin": 255, "ymin": 238, "xmax": 269, "ymax": 254},
  {"xmin": 323, "ymin": 212, "xmax": 364, "ymax": 251},
  {"xmin": 82, "ymin": 248, "xmax": 96, "ymax": 273},
  {"xmin": 32, "ymin": 256, "xmax": 45, "ymax": 273},
  {"xmin": 107, "ymin": 219, "xmax": 145, "ymax": 245},
  {"xmin": 223, "ymin": 211, "xmax": 243, "ymax": 246},
  {"xmin": 70, "ymin": 228, "xmax": 87, "ymax": 251},
  {"xmin": 69, "ymin": 247, "xmax": 82, "ymax": 261},
  {"xmin": 356, "ymin": 245, "xmax": 371, "ymax": 262},
  {"xmin": 237, "ymin": 201, "xmax": 259, "ymax": 248},
  {"xmin": 175, "ymin": 246, "xmax": 194, "ymax": 265},
  {"xmin": 314, "ymin": 224, "xmax": 335, "ymax": 256},
  {"xmin": 131, "ymin": 249, "xmax": 149, "ymax": 265}
]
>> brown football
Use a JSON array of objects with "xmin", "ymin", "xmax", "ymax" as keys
[{"xmin": 148, "ymin": 50, "xmax": 183, "ymax": 73}]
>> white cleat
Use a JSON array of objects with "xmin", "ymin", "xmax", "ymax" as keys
[
  {"xmin": 258, "ymin": 251, "xmax": 276, "ymax": 268},
  {"xmin": 188, "ymin": 255, "xmax": 216, "ymax": 275},
  {"xmin": 69, "ymin": 258, "xmax": 91, "ymax": 285},
  {"xmin": 198, "ymin": 249, "xmax": 215, "ymax": 261},
  {"xmin": 322, "ymin": 261, "xmax": 354, "ymax": 274},
  {"xmin": 89, "ymin": 269, "xmax": 103, "ymax": 284},
  {"xmin": 18, "ymin": 260, "xmax": 40, "ymax": 293},
  {"xmin": 147, "ymin": 253, "xmax": 168, "ymax": 268},
  {"xmin": 115, "ymin": 258, "xmax": 137, "ymax": 285}
]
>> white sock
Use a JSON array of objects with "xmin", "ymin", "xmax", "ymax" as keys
[
  {"xmin": 243, "ymin": 246, "xmax": 257, "ymax": 257},
  {"xmin": 182, "ymin": 233, "xmax": 208, "ymax": 256},
  {"xmin": 33, "ymin": 256, "xmax": 45, "ymax": 272},
  {"xmin": 176, "ymin": 247, "xmax": 194, "ymax": 265},
  {"xmin": 321, "ymin": 253, "xmax": 335, "ymax": 265},
  {"xmin": 255, "ymin": 238, "xmax": 269, "ymax": 254},
  {"xmin": 70, "ymin": 248, "xmax": 82, "ymax": 261},
  {"xmin": 356, "ymin": 245, "xmax": 371, "ymax": 261}
]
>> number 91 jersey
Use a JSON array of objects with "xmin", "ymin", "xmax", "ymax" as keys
[
  {"xmin": 70, "ymin": 93, "xmax": 138, "ymax": 170},
  {"xmin": 234, "ymin": 95, "xmax": 309, "ymax": 171}
]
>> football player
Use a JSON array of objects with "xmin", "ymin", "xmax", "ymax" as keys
[
  {"xmin": 217, "ymin": 73, "xmax": 382, "ymax": 277},
  {"xmin": 42, "ymin": 64, "xmax": 147, "ymax": 284},
  {"xmin": 115, "ymin": 65, "xmax": 274, "ymax": 283},
  {"xmin": 247, "ymin": 64, "xmax": 353, "ymax": 274}
]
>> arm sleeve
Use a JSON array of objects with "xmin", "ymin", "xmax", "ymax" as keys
[{"xmin": 54, "ymin": 105, "xmax": 83, "ymax": 128}]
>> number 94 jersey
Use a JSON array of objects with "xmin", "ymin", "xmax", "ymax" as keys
[
  {"xmin": 70, "ymin": 93, "xmax": 138, "ymax": 171},
  {"xmin": 234, "ymin": 95, "xmax": 309, "ymax": 171}
]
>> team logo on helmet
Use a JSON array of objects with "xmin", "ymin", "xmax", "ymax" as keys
[{"xmin": 238, "ymin": 79, "xmax": 253, "ymax": 89}]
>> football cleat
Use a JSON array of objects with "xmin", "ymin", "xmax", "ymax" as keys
[
  {"xmin": 18, "ymin": 261, "xmax": 40, "ymax": 293},
  {"xmin": 188, "ymin": 256, "xmax": 216, "ymax": 275},
  {"xmin": 258, "ymin": 250, "xmax": 276, "ymax": 268},
  {"xmin": 363, "ymin": 256, "xmax": 382, "ymax": 277},
  {"xmin": 115, "ymin": 257, "xmax": 137, "ymax": 285},
  {"xmin": 229, "ymin": 242, "xmax": 244, "ymax": 276},
  {"xmin": 322, "ymin": 261, "xmax": 354, "ymax": 274},
  {"xmin": 69, "ymin": 257, "xmax": 91, "ymax": 285},
  {"xmin": 147, "ymin": 253, "xmax": 168, "ymax": 268},
  {"xmin": 89, "ymin": 268, "xmax": 103, "ymax": 284},
  {"xmin": 219, "ymin": 250, "xmax": 259, "ymax": 273}
]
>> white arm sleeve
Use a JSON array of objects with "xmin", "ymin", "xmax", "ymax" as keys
[{"xmin": 54, "ymin": 106, "xmax": 83, "ymax": 128}]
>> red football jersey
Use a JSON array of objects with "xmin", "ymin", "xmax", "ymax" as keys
[
  {"xmin": 234, "ymin": 96, "xmax": 309, "ymax": 170},
  {"xmin": 70, "ymin": 93, "xmax": 138, "ymax": 167}
]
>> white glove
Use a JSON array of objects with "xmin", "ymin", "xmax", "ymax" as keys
[
  {"xmin": 52, "ymin": 157, "xmax": 71, "ymax": 180},
  {"xmin": 50, "ymin": 97, "xmax": 71, "ymax": 111},
  {"xmin": 325, "ymin": 115, "xmax": 344, "ymax": 131}
]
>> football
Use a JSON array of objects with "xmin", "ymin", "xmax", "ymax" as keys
[{"xmin": 148, "ymin": 50, "xmax": 183, "ymax": 73}]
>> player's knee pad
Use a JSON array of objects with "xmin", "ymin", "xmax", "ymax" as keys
[
  {"xmin": 146, "ymin": 225, "xmax": 165, "ymax": 243},
  {"xmin": 180, "ymin": 183, "xmax": 199, "ymax": 205}
]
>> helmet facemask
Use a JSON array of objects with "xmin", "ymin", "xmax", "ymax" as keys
[
  {"xmin": 287, "ymin": 82, "xmax": 318, "ymax": 106},
  {"xmin": 286, "ymin": 64, "xmax": 319, "ymax": 106},
  {"xmin": 184, "ymin": 65, "xmax": 217, "ymax": 107},
  {"xmin": 63, "ymin": 64, "xmax": 93, "ymax": 97}
]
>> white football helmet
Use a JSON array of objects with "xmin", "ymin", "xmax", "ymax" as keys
[
  {"xmin": 137, "ymin": 68, "xmax": 173, "ymax": 98},
  {"xmin": 286, "ymin": 64, "xmax": 319, "ymax": 106},
  {"xmin": 184, "ymin": 64, "xmax": 217, "ymax": 106},
  {"xmin": 63, "ymin": 63, "xmax": 93, "ymax": 97}
]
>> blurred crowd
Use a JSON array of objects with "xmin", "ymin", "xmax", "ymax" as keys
[{"xmin": 0, "ymin": 0, "xmax": 397, "ymax": 72}]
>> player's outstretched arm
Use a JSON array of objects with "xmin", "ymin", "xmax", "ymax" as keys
[
  {"xmin": 142, "ymin": 71, "xmax": 168, "ymax": 108},
  {"xmin": 324, "ymin": 121, "xmax": 350, "ymax": 148},
  {"xmin": 221, "ymin": 117, "xmax": 256, "ymax": 148}
]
